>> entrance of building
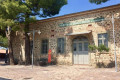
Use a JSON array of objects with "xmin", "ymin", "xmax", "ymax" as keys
[{"xmin": 73, "ymin": 36, "xmax": 89, "ymax": 64}]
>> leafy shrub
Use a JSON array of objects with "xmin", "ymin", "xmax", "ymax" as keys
[
  {"xmin": 88, "ymin": 45, "xmax": 97, "ymax": 51},
  {"xmin": 97, "ymin": 44, "xmax": 109, "ymax": 52},
  {"xmin": 88, "ymin": 44, "xmax": 109, "ymax": 52}
]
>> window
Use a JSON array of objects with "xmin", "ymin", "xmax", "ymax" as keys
[
  {"xmin": 41, "ymin": 39, "xmax": 48, "ymax": 54},
  {"xmin": 98, "ymin": 33, "xmax": 108, "ymax": 47},
  {"xmin": 73, "ymin": 43, "xmax": 77, "ymax": 51},
  {"xmin": 79, "ymin": 43, "xmax": 82, "ymax": 51},
  {"xmin": 57, "ymin": 38, "xmax": 65, "ymax": 53},
  {"xmin": 84, "ymin": 42, "xmax": 89, "ymax": 51}
]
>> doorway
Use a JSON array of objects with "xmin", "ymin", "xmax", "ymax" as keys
[{"xmin": 73, "ymin": 36, "xmax": 89, "ymax": 64}]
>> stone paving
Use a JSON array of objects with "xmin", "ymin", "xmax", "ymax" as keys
[{"xmin": 0, "ymin": 62, "xmax": 120, "ymax": 80}]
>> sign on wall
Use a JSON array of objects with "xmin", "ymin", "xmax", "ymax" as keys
[{"xmin": 59, "ymin": 17, "xmax": 104, "ymax": 27}]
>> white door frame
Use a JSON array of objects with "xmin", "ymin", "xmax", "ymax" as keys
[{"xmin": 72, "ymin": 37, "xmax": 89, "ymax": 64}]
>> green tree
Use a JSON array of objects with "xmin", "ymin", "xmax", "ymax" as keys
[
  {"xmin": 0, "ymin": 36, "xmax": 8, "ymax": 47},
  {"xmin": 0, "ymin": 0, "xmax": 29, "ymax": 65},
  {"xmin": 0, "ymin": 29, "xmax": 8, "ymax": 48},
  {"xmin": 89, "ymin": 0, "xmax": 109, "ymax": 4},
  {"xmin": 17, "ymin": 0, "xmax": 67, "ymax": 65},
  {"xmin": 0, "ymin": 0, "xmax": 67, "ymax": 65}
]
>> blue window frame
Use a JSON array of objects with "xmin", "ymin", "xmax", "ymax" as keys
[
  {"xmin": 98, "ymin": 33, "xmax": 108, "ymax": 47},
  {"xmin": 57, "ymin": 38, "xmax": 65, "ymax": 53},
  {"xmin": 41, "ymin": 39, "xmax": 48, "ymax": 54}
]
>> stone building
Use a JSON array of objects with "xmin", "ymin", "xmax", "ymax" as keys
[{"xmin": 12, "ymin": 4, "xmax": 120, "ymax": 67}]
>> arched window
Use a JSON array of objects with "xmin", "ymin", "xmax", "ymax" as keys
[
  {"xmin": 73, "ymin": 36, "xmax": 88, "ymax": 42},
  {"xmin": 73, "ymin": 36, "xmax": 89, "ymax": 51}
]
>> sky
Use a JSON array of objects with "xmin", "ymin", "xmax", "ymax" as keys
[{"xmin": 38, "ymin": 0, "xmax": 120, "ymax": 20}]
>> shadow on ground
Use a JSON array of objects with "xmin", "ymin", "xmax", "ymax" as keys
[
  {"xmin": 96, "ymin": 61, "xmax": 116, "ymax": 68},
  {"xmin": 0, "ymin": 77, "xmax": 11, "ymax": 80},
  {"xmin": 35, "ymin": 58, "xmax": 57, "ymax": 67},
  {"xmin": 0, "ymin": 61, "xmax": 9, "ymax": 66}
]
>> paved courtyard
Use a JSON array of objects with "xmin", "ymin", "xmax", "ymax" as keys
[{"xmin": 0, "ymin": 62, "xmax": 120, "ymax": 80}]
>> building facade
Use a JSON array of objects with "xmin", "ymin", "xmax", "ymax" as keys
[{"xmin": 12, "ymin": 4, "xmax": 120, "ymax": 67}]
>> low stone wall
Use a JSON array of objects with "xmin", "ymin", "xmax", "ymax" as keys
[
  {"xmin": 56, "ymin": 53, "xmax": 72, "ymax": 65},
  {"xmin": 90, "ymin": 52, "xmax": 120, "ymax": 68}
]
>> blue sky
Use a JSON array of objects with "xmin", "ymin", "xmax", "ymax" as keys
[{"xmin": 39, "ymin": 0, "xmax": 120, "ymax": 20}]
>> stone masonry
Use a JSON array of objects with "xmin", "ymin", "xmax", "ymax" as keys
[{"xmin": 12, "ymin": 4, "xmax": 120, "ymax": 67}]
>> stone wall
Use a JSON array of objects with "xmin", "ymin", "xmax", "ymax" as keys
[
  {"xmin": 31, "ymin": 8, "xmax": 120, "ymax": 66},
  {"xmin": 13, "ymin": 5, "xmax": 120, "ymax": 67}
]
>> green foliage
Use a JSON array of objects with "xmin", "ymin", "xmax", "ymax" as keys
[
  {"xmin": 24, "ymin": 16, "xmax": 37, "ymax": 25},
  {"xmin": 0, "ymin": 0, "xmax": 29, "ymax": 31},
  {"xmin": 89, "ymin": 0, "xmax": 109, "ymax": 4},
  {"xmin": 0, "ymin": 19, "xmax": 14, "ymax": 29},
  {"xmin": 88, "ymin": 45, "xmax": 97, "ymax": 51},
  {"xmin": 0, "ymin": 29, "xmax": 6, "ymax": 37},
  {"xmin": 97, "ymin": 44, "xmax": 109, "ymax": 52},
  {"xmin": 88, "ymin": 44, "xmax": 110, "ymax": 52},
  {"xmin": 11, "ymin": 26, "xmax": 20, "ymax": 31},
  {"xmin": 23, "ymin": 0, "xmax": 67, "ymax": 16},
  {"xmin": 20, "ymin": 0, "xmax": 67, "ymax": 32},
  {"xmin": 0, "ymin": 35, "xmax": 8, "ymax": 47},
  {"xmin": 38, "ymin": 0, "xmax": 67, "ymax": 17},
  {"xmin": 0, "ymin": 0, "xmax": 29, "ymax": 19},
  {"xmin": 0, "ymin": 0, "xmax": 67, "ymax": 31}
]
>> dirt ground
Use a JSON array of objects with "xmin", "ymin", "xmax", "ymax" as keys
[{"xmin": 0, "ymin": 62, "xmax": 120, "ymax": 80}]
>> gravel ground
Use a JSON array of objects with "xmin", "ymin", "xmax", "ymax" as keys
[{"xmin": 0, "ymin": 62, "xmax": 120, "ymax": 80}]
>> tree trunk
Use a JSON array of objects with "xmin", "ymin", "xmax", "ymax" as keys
[
  {"xmin": 24, "ymin": 14, "xmax": 31, "ymax": 65},
  {"xmin": 25, "ymin": 31, "xmax": 31, "ymax": 65},
  {"xmin": 8, "ymin": 33, "xmax": 14, "ymax": 65},
  {"xmin": 6, "ymin": 27, "xmax": 14, "ymax": 65}
]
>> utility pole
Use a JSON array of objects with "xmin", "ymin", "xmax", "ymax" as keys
[
  {"xmin": 112, "ymin": 14, "xmax": 118, "ymax": 72},
  {"xmin": 27, "ymin": 30, "xmax": 41, "ymax": 69}
]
